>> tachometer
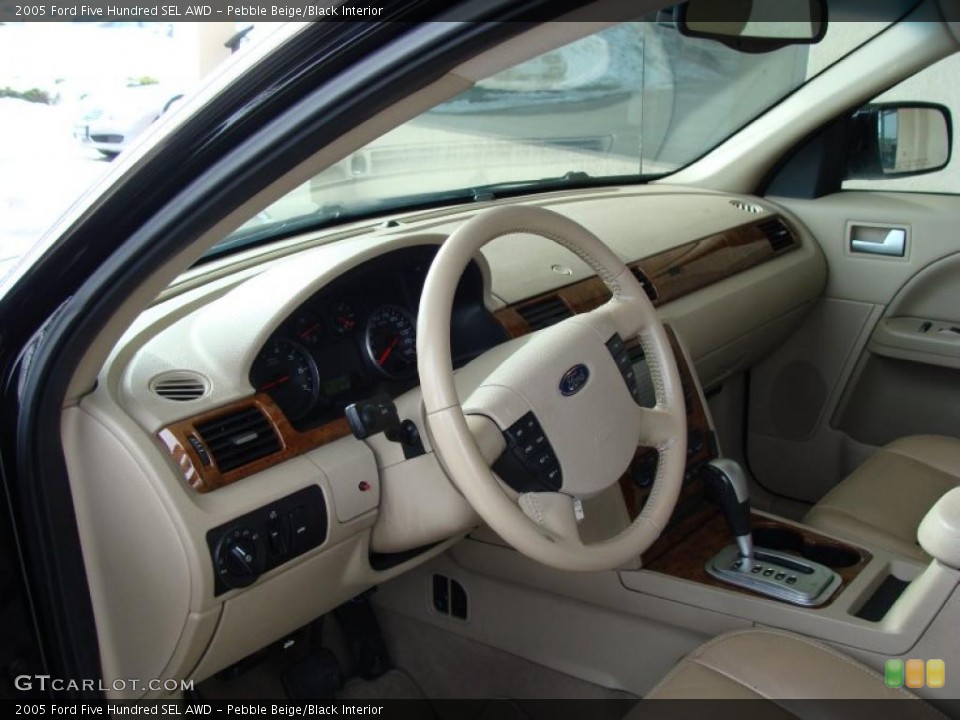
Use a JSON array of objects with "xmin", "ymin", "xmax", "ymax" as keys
[
  {"xmin": 364, "ymin": 305, "xmax": 417, "ymax": 380},
  {"xmin": 251, "ymin": 338, "xmax": 320, "ymax": 421}
]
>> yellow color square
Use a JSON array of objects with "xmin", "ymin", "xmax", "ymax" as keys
[
  {"xmin": 906, "ymin": 659, "xmax": 925, "ymax": 688},
  {"xmin": 927, "ymin": 659, "xmax": 945, "ymax": 689}
]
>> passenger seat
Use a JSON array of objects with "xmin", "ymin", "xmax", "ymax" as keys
[{"xmin": 804, "ymin": 435, "xmax": 960, "ymax": 561}]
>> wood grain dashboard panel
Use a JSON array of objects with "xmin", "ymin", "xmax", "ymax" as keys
[
  {"xmin": 494, "ymin": 215, "xmax": 797, "ymax": 334},
  {"xmin": 158, "ymin": 394, "xmax": 351, "ymax": 493},
  {"xmin": 158, "ymin": 214, "xmax": 796, "ymax": 493}
]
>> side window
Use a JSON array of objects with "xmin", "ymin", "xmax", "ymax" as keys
[{"xmin": 843, "ymin": 53, "xmax": 960, "ymax": 194}]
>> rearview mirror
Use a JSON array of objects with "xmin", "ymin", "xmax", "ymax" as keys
[
  {"xmin": 846, "ymin": 103, "xmax": 953, "ymax": 180},
  {"xmin": 678, "ymin": 0, "xmax": 827, "ymax": 51}
]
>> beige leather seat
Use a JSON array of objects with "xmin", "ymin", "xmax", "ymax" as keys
[
  {"xmin": 804, "ymin": 435, "xmax": 960, "ymax": 561},
  {"xmin": 637, "ymin": 628, "xmax": 941, "ymax": 710}
]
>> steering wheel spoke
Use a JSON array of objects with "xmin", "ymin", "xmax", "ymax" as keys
[
  {"xmin": 639, "ymin": 406, "xmax": 683, "ymax": 448},
  {"xmin": 518, "ymin": 492, "xmax": 585, "ymax": 547}
]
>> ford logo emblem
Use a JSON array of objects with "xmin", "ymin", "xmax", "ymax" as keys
[{"xmin": 559, "ymin": 364, "xmax": 590, "ymax": 396}]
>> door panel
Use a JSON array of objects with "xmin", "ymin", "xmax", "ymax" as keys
[{"xmin": 746, "ymin": 192, "xmax": 960, "ymax": 503}]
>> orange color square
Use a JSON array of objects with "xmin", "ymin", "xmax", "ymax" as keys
[
  {"xmin": 906, "ymin": 659, "xmax": 925, "ymax": 688},
  {"xmin": 927, "ymin": 660, "xmax": 945, "ymax": 689}
]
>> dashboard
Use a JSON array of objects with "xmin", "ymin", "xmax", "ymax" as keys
[{"xmin": 68, "ymin": 187, "xmax": 827, "ymax": 697}]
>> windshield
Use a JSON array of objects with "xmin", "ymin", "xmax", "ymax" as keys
[{"xmin": 210, "ymin": 16, "xmax": 890, "ymax": 258}]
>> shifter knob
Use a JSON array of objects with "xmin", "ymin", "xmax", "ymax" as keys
[{"xmin": 704, "ymin": 459, "xmax": 754, "ymax": 562}]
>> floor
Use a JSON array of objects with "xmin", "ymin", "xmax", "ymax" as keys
[{"xmin": 195, "ymin": 605, "xmax": 637, "ymax": 717}]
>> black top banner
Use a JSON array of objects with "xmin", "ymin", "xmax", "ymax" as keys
[{"xmin": 1, "ymin": 0, "xmax": 956, "ymax": 23}]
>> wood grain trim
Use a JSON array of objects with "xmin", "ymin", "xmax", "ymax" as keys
[
  {"xmin": 158, "ymin": 394, "xmax": 351, "ymax": 493},
  {"xmin": 618, "ymin": 326, "xmax": 717, "ymax": 563},
  {"xmin": 643, "ymin": 511, "xmax": 872, "ymax": 608},
  {"xmin": 493, "ymin": 216, "xmax": 797, "ymax": 335}
]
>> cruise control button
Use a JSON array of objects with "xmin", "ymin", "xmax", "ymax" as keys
[
  {"xmin": 532, "ymin": 450, "xmax": 555, "ymax": 470},
  {"xmin": 607, "ymin": 335, "xmax": 625, "ymax": 356},
  {"xmin": 542, "ymin": 464, "xmax": 562, "ymax": 489}
]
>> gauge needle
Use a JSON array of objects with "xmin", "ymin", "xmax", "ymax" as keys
[
  {"xmin": 337, "ymin": 316, "xmax": 355, "ymax": 328},
  {"xmin": 259, "ymin": 375, "xmax": 290, "ymax": 392},
  {"xmin": 298, "ymin": 323, "xmax": 321, "ymax": 338},
  {"xmin": 377, "ymin": 336, "xmax": 399, "ymax": 366}
]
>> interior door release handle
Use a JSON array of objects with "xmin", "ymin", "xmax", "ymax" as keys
[{"xmin": 850, "ymin": 227, "xmax": 906, "ymax": 257}]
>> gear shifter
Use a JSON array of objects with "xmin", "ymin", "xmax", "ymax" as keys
[
  {"xmin": 702, "ymin": 457, "xmax": 841, "ymax": 606},
  {"xmin": 703, "ymin": 458, "xmax": 754, "ymax": 565}
]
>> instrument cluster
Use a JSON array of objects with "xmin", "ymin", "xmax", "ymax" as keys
[{"xmin": 249, "ymin": 245, "xmax": 506, "ymax": 428}]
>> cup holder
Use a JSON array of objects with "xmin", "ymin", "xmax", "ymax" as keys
[{"xmin": 753, "ymin": 526, "xmax": 861, "ymax": 569}]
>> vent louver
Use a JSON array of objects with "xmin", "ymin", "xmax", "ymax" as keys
[
  {"xmin": 194, "ymin": 406, "xmax": 281, "ymax": 473},
  {"xmin": 516, "ymin": 296, "xmax": 572, "ymax": 330},
  {"xmin": 730, "ymin": 199, "xmax": 765, "ymax": 214},
  {"xmin": 630, "ymin": 266, "xmax": 659, "ymax": 302},
  {"xmin": 150, "ymin": 372, "xmax": 208, "ymax": 401},
  {"xmin": 758, "ymin": 218, "xmax": 795, "ymax": 253}
]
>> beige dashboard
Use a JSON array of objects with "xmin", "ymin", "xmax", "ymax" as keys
[{"xmin": 60, "ymin": 186, "xmax": 826, "ymax": 698}]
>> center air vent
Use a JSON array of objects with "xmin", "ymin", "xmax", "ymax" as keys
[
  {"xmin": 630, "ymin": 266, "xmax": 659, "ymax": 302},
  {"xmin": 516, "ymin": 296, "xmax": 572, "ymax": 330},
  {"xmin": 194, "ymin": 406, "xmax": 281, "ymax": 473},
  {"xmin": 757, "ymin": 217, "xmax": 796, "ymax": 252},
  {"xmin": 150, "ymin": 372, "xmax": 208, "ymax": 401}
]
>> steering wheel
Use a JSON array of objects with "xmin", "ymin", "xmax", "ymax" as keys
[{"xmin": 417, "ymin": 206, "xmax": 687, "ymax": 571}]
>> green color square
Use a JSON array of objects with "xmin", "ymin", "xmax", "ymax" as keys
[{"xmin": 886, "ymin": 659, "xmax": 905, "ymax": 688}]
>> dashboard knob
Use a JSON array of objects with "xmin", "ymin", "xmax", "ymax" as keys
[{"xmin": 214, "ymin": 528, "xmax": 265, "ymax": 589}]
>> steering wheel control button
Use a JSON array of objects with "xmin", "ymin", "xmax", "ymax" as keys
[
  {"xmin": 606, "ymin": 333, "xmax": 644, "ymax": 405},
  {"xmin": 207, "ymin": 486, "xmax": 327, "ymax": 596},
  {"xmin": 607, "ymin": 335, "xmax": 625, "ymax": 356},
  {"xmin": 543, "ymin": 464, "xmax": 562, "ymax": 487},
  {"xmin": 495, "ymin": 412, "xmax": 563, "ymax": 492}
]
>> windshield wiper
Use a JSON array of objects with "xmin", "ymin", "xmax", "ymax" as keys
[{"xmin": 469, "ymin": 171, "xmax": 596, "ymax": 201}]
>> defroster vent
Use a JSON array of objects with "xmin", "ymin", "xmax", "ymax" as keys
[
  {"xmin": 195, "ymin": 405, "xmax": 281, "ymax": 473},
  {"xmin": 758, "ymin": 218, "xmax": 796, "ymax": 253},
  {"xmin": 516, "ymin": 296, "xmax": 572, "ymax": 330}
]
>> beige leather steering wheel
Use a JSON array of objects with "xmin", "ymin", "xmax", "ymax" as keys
[{"xmin": 418, "ymin": 205, "xmax": 687, "ymax": 571}]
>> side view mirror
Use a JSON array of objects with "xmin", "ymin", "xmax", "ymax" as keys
[
  {"xmin": 846, "ymin": 103, "xmax": 952, "ymax": 180},
  {"xmin": 677, "ymin": 0, "xmax": 827, "ymax": 52}
]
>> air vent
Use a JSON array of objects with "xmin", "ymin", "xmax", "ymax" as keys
[
  {"xmin": 150, "ymin": 372, "xmax": 208, "ymax": 401},
  {"xmin": 194, "ymin": 406, "xmax": 281, "ymax": 473},
  {"xmin": 758, "ymin": 217, "xmax": 796, "ymax": 252},
  {"xmin": 516, "ymin": 296, "xmax": 572, "ymax": 330},
  {"xmin": 730, "ymin": 199, "xmax": 765, "ymax": 214},
  {"xmin": 630, "ymin": 266, "xmax": 659, "ymax": 302}
]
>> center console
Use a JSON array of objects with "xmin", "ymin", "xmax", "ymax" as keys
[{"xmin": 615, "ymin": 329, "xmax": 960, "ymax": 676}]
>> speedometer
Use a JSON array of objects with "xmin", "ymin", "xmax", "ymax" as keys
[
  {"xmin": 364, "ymin": 305, "xmax": 417, "ymax": 380},
  {"xmin": 250, "ymin": 338, "xmax": 320, "ymax": 421}
]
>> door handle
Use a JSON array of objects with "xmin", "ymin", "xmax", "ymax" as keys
[{"xmin": 850, "ymin": 227, "xmax": 906, "ymax": 257}]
